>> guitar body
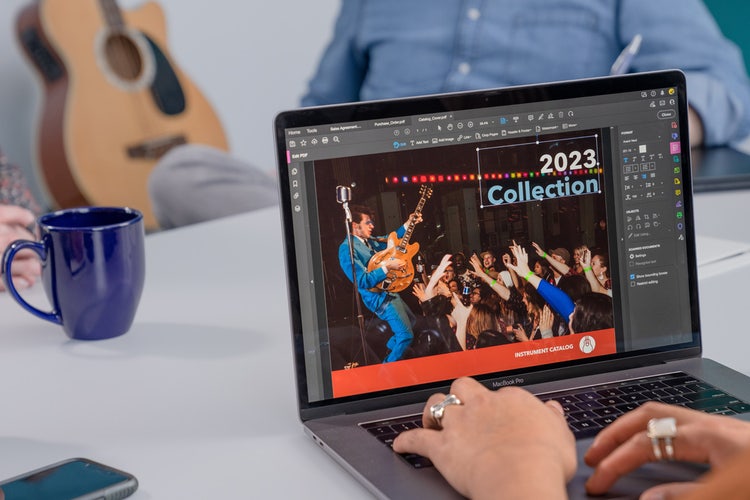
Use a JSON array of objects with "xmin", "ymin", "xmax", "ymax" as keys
[
  {"xmin": 367, "ymin": 232, "xmax": 420, "ymax": 293},
  {"xmin": 16, "ymin": 0, "xmax": 228, "ymax": 229}
]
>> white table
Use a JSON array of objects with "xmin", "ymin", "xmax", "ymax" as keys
[
  {"xmin": 0, "ymin": 207, "xmax": 364, "ymax": 498},
  {"xmin": 694, "ymin": 190, "xmax": 750, "ymax": 243},
  {"xmin": 0, "ymin": 202, "xmax": 749, "ymax": 498},
  {"xmin": 693, "ymin": 189, "xmax": 750, "ymax": 375}
]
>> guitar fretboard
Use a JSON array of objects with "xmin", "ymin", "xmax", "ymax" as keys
[
  {"xmin": 397, "ymin": 188, "xmax": 431, "ymax": 252},
  {"xmin": 99, "ymin": 0, "xmax": 125, "ymax": 29}
]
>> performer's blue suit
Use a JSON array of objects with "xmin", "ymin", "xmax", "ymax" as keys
[{"xmin": 339, "ymin": 227, "xmax": 414, "ymax": 362}]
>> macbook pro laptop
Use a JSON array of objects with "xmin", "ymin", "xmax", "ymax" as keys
[{"xmin": 274, "ymin": 70, "xmax": 750, "ymax": 499}]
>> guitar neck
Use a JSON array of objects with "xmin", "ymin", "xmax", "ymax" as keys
[
  {"xmin": 397, "ymin": 195, "xmax": 427, "ymax": 251},
  {"xmin": 99, "ymin": 0, "xmax": 125, "ymax": 28}
]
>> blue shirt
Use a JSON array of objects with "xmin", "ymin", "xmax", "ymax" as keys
[
  {"xmin": 301, "ymin": 0, "xmax": 750, "ymax": 147},
  {"xmin": 338, "ymin": 227, "xmax": 406, "ymax": 313}
]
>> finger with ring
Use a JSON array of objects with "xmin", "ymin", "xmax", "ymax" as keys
[
  {"xmin": 429, "ymin": 394, "xmax": 463, "ymax": 428},
  {"xmin": 646, "ymin": 417, "xmax": 677, "ymax": 461}
]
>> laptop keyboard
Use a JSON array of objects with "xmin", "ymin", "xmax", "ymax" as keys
[
  {"xmin": 361, "ymin": 414, "xmax": 433, "ymax": 468},
  {"xmin": 538, "ymin": 372, "xmax": 750, "ymax": 439},
  {"xmin": 360, "ymin": 372, "xmax": 750, "ymax": 468}
]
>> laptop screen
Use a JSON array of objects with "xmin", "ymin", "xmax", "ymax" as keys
[{"xmin": 276, "ymin": 70, "xmax": 699, "ymax": 407}]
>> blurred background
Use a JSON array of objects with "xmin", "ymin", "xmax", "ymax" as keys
[{"xmin": 0, "ymin": 0, "xmax": 338, "ymax": 207}]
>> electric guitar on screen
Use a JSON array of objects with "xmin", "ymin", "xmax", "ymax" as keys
[
  {"xmin": 368, "ymin": 185, "xmax": 432, "ymax": 293},
  {"xmin": 15, "ymin": 0, "xmax": 228, "ymax": 229}
]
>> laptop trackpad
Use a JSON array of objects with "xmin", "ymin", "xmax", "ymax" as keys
[{"xmin": 568, "ymin": 441, "xmax": 708, "ymax": 499}]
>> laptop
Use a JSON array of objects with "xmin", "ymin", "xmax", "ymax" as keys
[{"xmin": 274, "ymin": 70, "xmax": 750, "ymax": 499}]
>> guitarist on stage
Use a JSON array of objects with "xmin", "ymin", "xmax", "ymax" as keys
[{"xmin": 338, "ymin": 204, "xmax": 422, "ymax": 363}]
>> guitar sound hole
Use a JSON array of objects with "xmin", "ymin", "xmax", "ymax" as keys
[{"xmin": 105, "ymin": 34, "xmax": 143, "ymax": 80}]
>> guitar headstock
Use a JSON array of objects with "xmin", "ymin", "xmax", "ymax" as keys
[{"xmin": 419, "ymin": 184, "xmax": 433, "ymax": 200}]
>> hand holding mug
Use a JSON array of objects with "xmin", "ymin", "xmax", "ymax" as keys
[{"xmin": 2, "ymin": 206, "xmax": 146, "ymax": 340}]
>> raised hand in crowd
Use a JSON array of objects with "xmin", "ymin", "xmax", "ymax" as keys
[
  {"xmin": 507, "ymin": 244, "xmax": 541, "ymax": 288},
  {"xmin": 533, "ymin": 241, "xmax": 571, "ymax": 276},
  {"xmin": 469, "ymin": 253, "xmax": 511, "ymax": 301},
  {"xmin": 412, "ymin": 282, "xmax": 427, "ymax": 303},
  {"xmin": 424, "ymin": 254, "xmax": 452, "ymax": 299},
  {"xmin": 433, "ymin": 280, "xmax": 451, "ymax": 298},
  {"xmin": 581, "ymin": 247, "xmax": 608, "ymax": 295},
  {"xmin": 539, "ymin": 305, "xmax": 555, "ymax": 339},
  {"xmin": 531, "ymin": 241, "xmax": 546, "ymax": 258},
  {"xmin": 393, "ymin": 378, "xmax": 576, "ymax": 500},
  {"xmin": 501, "ymin": 251, "xmax": 520, "ymax": 289},
  {"xmin": 509, "ymin": 243, "xmax": 576, "ymax": 322},
  {"xmin": 572, "ymin": 245, "xmax": 586, "ymax": 274},
  {"xmin": 0, "ymin": 205, "xmax": 40, "ymax": 291},
  {"xmin": 449, "ymin": 292, "xmax": 472, "ymax": 350},
  {"xmin": 501, "ymin": 251, "xmax": 513, "ymax": 269},
  {"xmin": 468, "ymin": 253, "xmax": 484, "ymax": 275}
]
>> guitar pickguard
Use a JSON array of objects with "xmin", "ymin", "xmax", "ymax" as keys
[{"xmin": 145, "ymin": 35, "xmax": 186, "ymax": 115}]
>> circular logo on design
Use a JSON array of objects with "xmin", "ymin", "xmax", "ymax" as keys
[{"xmin": 579, "ymin": 335, "xmax": 596, "ymax": 354}]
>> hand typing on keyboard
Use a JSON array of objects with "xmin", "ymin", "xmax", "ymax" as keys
[
  {"xmin": 585, "ymin": 401, "xmax": 750, "ymax": 497},
  {"xmin": 393, "ymin": 377, "xmax": 576, "ymax": 500},
  {"xmin": 393, "ymin": 376, "xmax": 750, "ymax": 499}
]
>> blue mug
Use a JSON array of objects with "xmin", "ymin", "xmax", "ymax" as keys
[{"xmin": 2, "ymin": 206, "xmax": 146, "ymax": 340}]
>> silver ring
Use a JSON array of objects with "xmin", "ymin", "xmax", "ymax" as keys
[
  {"xmin": 646, "ymin": 417, "xmax": 677, "ymax": 461},
  {"xmin": 430, "ymin": 394, "xmax": 463, "ymax": 428}
]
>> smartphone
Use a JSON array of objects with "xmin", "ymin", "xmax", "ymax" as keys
[{"xmin": 0, "ymin": 457, "xmax": 138, "ymax": 500}]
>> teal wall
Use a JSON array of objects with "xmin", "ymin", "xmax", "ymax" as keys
[{"xmin": 705, "ymin": 0, "xmax": 750, "ymax": 74}]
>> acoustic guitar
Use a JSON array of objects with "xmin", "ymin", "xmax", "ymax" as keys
[
  {"xmin": 16, "ymin": 0, "xmax": 228, "ymax": 229},
  {"xmin": 368, "ymin": 185, "xmax": 432, "ymax": 293}
]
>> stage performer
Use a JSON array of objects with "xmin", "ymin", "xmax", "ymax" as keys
[{"xmin": 339, "ymin": 204, "xmax": 421, "ymax": 362}]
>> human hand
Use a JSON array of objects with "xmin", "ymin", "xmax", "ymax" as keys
[
  {"xmin": 412, "ymin": 283, "xmax": 427, "ymax": 302},
  {"xmin": 432, "ymin": 254, "xmax": 452, "ymax": 279},
  {"xmin": 580, "ymin": 248, "xmax": 592, "ymax": 268},
  {"xmin": 384, "ymin": 257, "xmax": 406, "ymax": 271},
  {"xmin": 408, "ymin": 212, "xmax": 423, "ymax": 225},
  {"xmin": 508, "ymin": 245, "xmax": 532, "ymax": 277},
  {"xmin": 531, "ymin": 241, "xmax": 545, "ymax": 257},
  {"xmin": 449, "ymin": 293, "xmax": 471, "ymax": 325},
  {"xmin": 426, "ymin": 254, "xmax": 452, "ymax": 297},
  {"xmin": 540, "ymin": 305, "xmax": 554, "ymax": 332},
  {"xmin": 0, "ymin": 204, "xmax": 36, "ymax": 248},
  {"xmin": 512, "ymin": 324, "xmax": 529, "ymax": 342},
  {"xmin": 502, "ymin": 253, "xmax": 512, "ymax": 268},
  {"xmin": 468, "ymin": 254, "xmax": 492, "ymax": 284},
  {"xmin": 434, "ymin": 281, "xmax": 451, "ymax": 298},
  {"xmin": 393, "ymin": 378, "xmax": 576, "ymax": 499},
  {"xmin": 0, "ymin": 205, "xmax": 40, "ymax": 291},
  {"xmin": 469, "ymin": 254, "xmax": 484, "ymax": 274},
  {"xmin": 585, "ymin": 402, "xmax": 750, "ymax": 497}
]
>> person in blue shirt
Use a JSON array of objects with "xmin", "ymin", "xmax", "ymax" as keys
[
  {"xmin": 339, "ymin": 204, "xmax": 421, "ymax": 362},
  {"xmin": 148, "ymin": 0, "xmax": 750, "ymax": 227},
  {"xmin": 302, "ymin": 0, "xmax": 750, "ymax": 147}
]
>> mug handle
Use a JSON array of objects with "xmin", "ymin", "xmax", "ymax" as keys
[{"xmin": 2, "ymin": 239, "xmax": 61, "ymax": 325}]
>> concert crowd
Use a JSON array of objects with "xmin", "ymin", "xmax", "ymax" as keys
[{"xmin": 391, "ymin": 239, "xmax": 614, "ymax": 362}]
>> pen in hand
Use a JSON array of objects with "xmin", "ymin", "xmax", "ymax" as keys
[{"xmin": 610, "ymin": 34, "xmax": 642, "ymax": 75}]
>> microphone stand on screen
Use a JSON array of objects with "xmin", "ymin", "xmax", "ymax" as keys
[{"xmin": 336, "ymin": 185, "xmax": 369, "ymax": 367}]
